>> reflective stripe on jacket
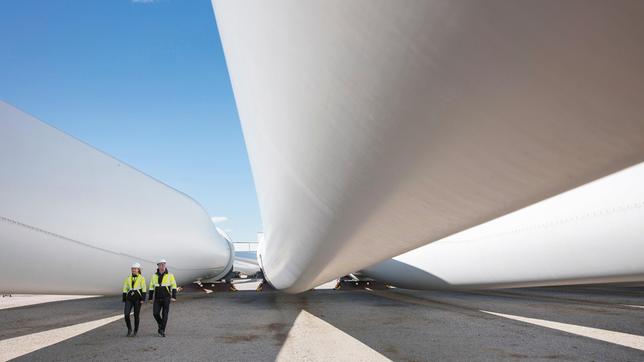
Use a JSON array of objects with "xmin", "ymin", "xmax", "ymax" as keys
[
  {"xmin": 149, "ymin": 273, "xmax": 177, "ymax": 290},
  {"xmin": 149, "ymin": 272, "xmax": 177, "ymax": 300},
  {"xmin": 122, "ymin": 274, "xmax": 147, "ymax": 294}
]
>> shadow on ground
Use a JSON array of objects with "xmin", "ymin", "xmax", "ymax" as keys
[{"xmin": 7, "ymin": 286, "xmax": 644, "ymax": 361}]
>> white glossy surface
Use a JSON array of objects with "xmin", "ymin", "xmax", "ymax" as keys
[
  {"xmin": 0, "ymin": 102, "xmax": 232, "ymax": 294},
  {"xmin": 214, "ymin": 1, "xmax": 644, "ymax": 292},
  {"xmin": 361, "ymin": 163, "xmax": 644, "ymax": 289},
  {"xmin": 233, "ymin": 250, "xmax": 260, "ymax": 276}
]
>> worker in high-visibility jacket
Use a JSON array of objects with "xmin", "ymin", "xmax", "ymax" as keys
[
  {"xmin": 148, "ymin": 258, "xmax": 177, "ymax": 337},
  {"xmin": 122, "ymin": 262, "xmax": 146, "ymax": 337}
]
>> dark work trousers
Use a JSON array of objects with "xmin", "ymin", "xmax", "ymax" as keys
[
  {"xmin": 124, "ymin": 300, "xmax": 141, "ymax": 332},
  {"xmin": 153, "ymin": 298, "xmax": 171, "ymax": 332}
]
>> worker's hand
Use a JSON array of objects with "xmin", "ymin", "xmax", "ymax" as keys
[
  {"xmin": 171, "ymin": 298, "xmax": 177, "ymax": 302},
  {"xmin": 140, "ymin": 300, "xmax": 144, "ymax": 304}
]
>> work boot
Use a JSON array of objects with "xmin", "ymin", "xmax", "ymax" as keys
[
  {"xmin": 159, "ymin": 330, "xmax": 166, "ymax": 337},
  {"xmin": 126, "ymin": 329, "xmax": 132, "ymax": 337},
  {"xmin": 130, "ymin": 329, "xmax": 138, "ymax": 337}
]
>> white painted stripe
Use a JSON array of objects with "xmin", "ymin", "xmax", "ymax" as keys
[
  {"xmin": 624, "ymin": 305, "xmax": 644, "ymax": 309},
  {"xmin": 482, "ymin": 310, "xmax": 644, "ymax": 351},
  {"xmin": 0, "ymin": 295, "xmax": 98, "ymax": 310},
  {"xmin": 276, "ymin": 310, "xmax": 390, "ymax": 361},
  {"xmin": 0, "ymin": 314, "xmax": 121, "ymax": 361}
]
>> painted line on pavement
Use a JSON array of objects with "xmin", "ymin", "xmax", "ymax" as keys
[
  {"xmin": 623, "ymin": 305, "xmax": 644, "ymax": 309},
  {"xmin": 0, "ymin": 295, "xmax": 98, "ymax": 310},
  {"xmin": 276, "ymin": 310, "xmax": 390, "ymax": 361},
  {"xmin": 481, "ymin": 310, "xmax": 644, "ymax": 351},
  {"xmin": 0, "ymin": 314, "xmax": 121, "ymax": 361}
]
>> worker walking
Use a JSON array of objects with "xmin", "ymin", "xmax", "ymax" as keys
[
  {"xmin": 149, "ymin": 258, "xmax": 177, "ymax": 337},
  {"xmin": 122, "ymin": 262, "xmax": 146, "ymax": 337}
]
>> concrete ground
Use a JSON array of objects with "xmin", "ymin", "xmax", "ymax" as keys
[
  {"xmin": 1, "ymin": 285, "xmax": 643, "ymax": 361},
  {"xmin": 0, "ymin": 295, "xmax": 97, "ymax": 310}
]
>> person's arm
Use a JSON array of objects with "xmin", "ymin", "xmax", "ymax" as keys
[
  {"xmin": 148, "ymin": 275, "xmax": 155, "ymax": 301},
  {"xmin": 170, "ymin": 274, "xmax": 177, "ymax": 300},
  {"xmin": 122, "ymin": 277, "xmax": 128, "ymax": 302},
  {"xmin": 140, "ymin": 276, "xmax": 147, "ymax": 302}
]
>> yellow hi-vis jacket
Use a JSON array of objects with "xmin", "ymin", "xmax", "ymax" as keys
[
  {"xmin": 122, "ymin": 274, "xmax": 147, "ymax": 301},
  {"xmin": 149, "ymin": 272, "xmax": 177, "ymax": 300}
]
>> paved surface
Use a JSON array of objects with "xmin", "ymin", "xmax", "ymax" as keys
[
  {"xmin": 1, "ymin": 286, "xmax": 643, "ymax": 361},
  {"xmin": 0, "ymin": 295, "xmax": 97, "ymax": 311}
]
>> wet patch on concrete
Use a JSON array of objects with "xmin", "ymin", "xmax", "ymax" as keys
[{"xmin": 217, "ymin": 334, "xmax": 260, "ymax": 343}]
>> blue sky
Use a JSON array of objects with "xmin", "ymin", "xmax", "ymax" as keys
[{"xmin": 0, "ymin": 0, "xmax": 262, "ymax": 241}]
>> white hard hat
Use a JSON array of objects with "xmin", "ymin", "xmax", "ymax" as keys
[
  {"xmin": 131, "ymin": 262, "xmax": 141, "ymax": 268},
  {"xmin": 157, "ymin": 258, "xmax": 167, "ymax": 265}
]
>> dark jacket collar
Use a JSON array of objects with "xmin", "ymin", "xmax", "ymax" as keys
[{"xmin": 156, "ymin": 269, "xmax": 169, "ymax": 277}]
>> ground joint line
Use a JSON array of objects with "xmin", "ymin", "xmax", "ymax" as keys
[{"xmin": 481, "ymin": 310, "xmax": 644, "ymax": 351}]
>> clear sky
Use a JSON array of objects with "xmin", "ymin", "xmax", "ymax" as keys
[{"xmin": 0, "ymin": 0, "xmax": 262, "ymax": 241}]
